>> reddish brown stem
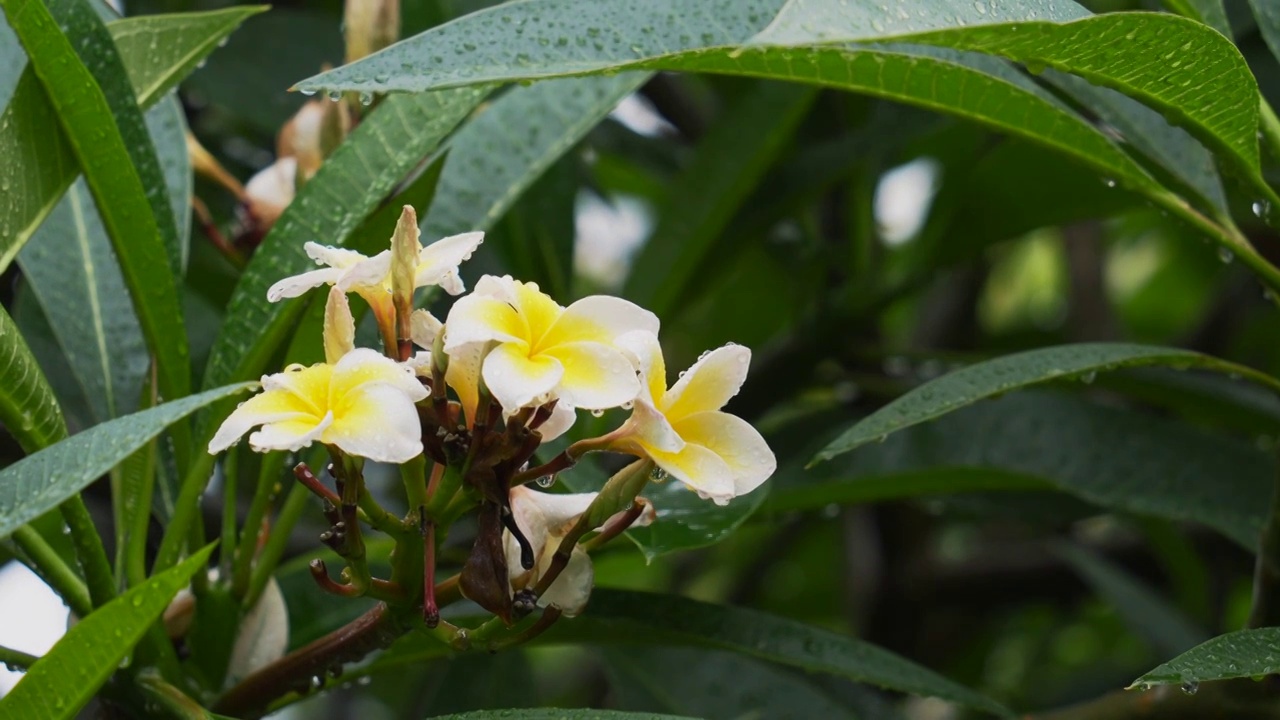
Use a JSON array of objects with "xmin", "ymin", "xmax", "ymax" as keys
[
  {"xmin": 511, "ymin": 450, "xmax": 576, "ymax": 488},
  {"xmin": 582, "ymin": 500, "xmax": 647, "ymax": 551},
  {"xmin": 293, "ymin": 463, "xmax": 339, "ymax": 505},
  {"xmin": 422, "ymin": 510, "xmax": 438, "ymax": 628}
]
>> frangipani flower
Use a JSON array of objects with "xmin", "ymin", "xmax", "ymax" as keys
[
  {"xmin": 443, "ymin": 275, "xmax": 659, "ymax": 419},
  {"xmin": 505, "ymin": 486, "xmax": 654, "ymax": 617},
  {"xmin": 265, "ymin": 209, "xmax": 483, "ymax": 309},
  {"xmin": 208, "ymin": 348, "xmax": 428, "ymax": 463},
  {"xmin": 607, "ymin": 332, "xmax": 775, "ymax": 505}
]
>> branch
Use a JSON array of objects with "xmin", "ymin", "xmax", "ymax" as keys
[{"xmin": 1249, "ymin": 445, "xmax": 1280, "ymax": 629}]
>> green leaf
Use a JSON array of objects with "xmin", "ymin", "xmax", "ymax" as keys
[
  {"xmin": 1053, "ymin": 542, "xmax": 1208, "ymax": 658},
  {"xmin": 0, "ymin": 544, "xmax": 215, "ymax": 720},
  {"xmin": 604, "ymin": 646, "xmax": 857, "ymax": 720},
  {"xmin": 380, "ymin": 590, "xmax": 1010, "ymax": 716},
  {"xmin": 1249, "ymin": 0, "xmax": 1280, "ymax": 63},
  {"xmin": 813, "ymin": 343, "xmax": 1280, "ymax": 463},
  {"xmin": 301, "ymin": 2, "xmax": 1256, "ymax": 174},
  {"xmin": 17, "ymin": 91, "xmax": 189, "ymax": 423},
  {"xmin": 3, "ymin": 0, "xmax": 191, "ymax": 420},
  {"xmin": 8, "ymin": 287, "xmax": 94, "ymax": 432},
  {"xmin": 0, "ymin": 5, "xmax": 257, "ymax": 273},
  {"xmin": 1168, "ymin": 0, "xmax": 1230, "ymax": 38},
  {"xmin": 0, "ymin": 383, "xmax": 251, "ymax": 541},
  {"xmin": 17, "ymin": 179, "xmax": 149, "ymax": 423},
  {"xmin": 423, "ymin": 74, "xmax": 648, "ymax": 243},
  {"xmin": 1131, "ymin": 627, "xmax": 1280, "ymax": 687},
  {"xmin": 0, "ymin": 303, "xmax": 67, "ymax": 452},
  {"xmin": 553, "ymin": 450, "xmax": 768, "ymax": 561},
  {"xmin": 198, "ymin": 87, "xmax": 491, "ymax": 401},
  {"xmin": 794, "ymin": 392, "xmax": 1272, "ymax": 548},
  {"xmin": 765, "ymin": 468, "xmax": 1052, "ymax": 513},
  {"xmin": 624, "ymin": 81, "xmax": 816, "ymax": 318},
  {"xmin": 424, "ymin": 707, "xmax": 696, "ymax": 712},
  {"xmin": 108, "ymin": 6, "xmax": 268, "ymax": 109},
  {"xmin": 1045, "ymin": 70, "xmax": 1226, "ymax": 213}
]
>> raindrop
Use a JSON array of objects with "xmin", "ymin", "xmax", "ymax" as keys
[
  {"xmin": 1102, "ymin": 178, "xmax": 1117, "ymax": 188},
  {"xmin": 299, "ymin": 88, "xmax": 316, "ymax": 96},
  {"xmin": 327, "ymin": 90, "xmax": 342, "ymax": 102},
  {"xmin": 590, "ymin": 409, "xmax": 605, "ymax": 418},
  {"xmin": 359, "ymin": 92, "xmax": 374, "ymax": 106},
  {"xmin": 1218, "ymin": 247, "xmax": 1234, "ymax": 264},
  {"xmin": 650, "ymin": 467, "xmax": 669, "ymax": 482},
  {"xmin": 1253, "ymin": 200, "xmax": 1272, "ymax": 219},
  {"xmin": 537, "ymin": 474, "xmax": 556, "ymax": 488},
  {"xmin": 1080, "ymin": 370, "xmax": 1097, "ymax": 384}
]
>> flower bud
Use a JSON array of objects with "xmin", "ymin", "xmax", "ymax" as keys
[
  {"xmin": 344, "ymin": 0, "xmax": 399, "ymax": 65},
  {"xmin": 278, "ymin": 99, "xmax": 350, "ymax": 181},
  {"xmin": 324, "ymin": 287, "xmax": 356, "ymax": 363}
]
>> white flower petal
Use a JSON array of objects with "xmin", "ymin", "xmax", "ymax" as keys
[
  {"xmin": 266, "ymin": 268, "xmax": 342, "ymax": 302},
  {"xmin": 519, "ymin": 488, "xmax": 598, "ymax": 530},
  {"xmin": 537, "ymin": 545, "xmax": 593, "ymax": 617},
  {"xmin": 535, "ymin": 401, "xmax": 576, "ymax": 442},
  {"xmin": 227, "ymin": 577, "xmax": 289, "ymax": 683},
  {"xmin": 305, "ymin": 242, "xmax": 367, "ymax": 269},
  {"xmin": 620, "ymin": 399, "xmax": 684, "ymax": 454},
  {"xmin": 663, "ymin": 343, "xmax": 752, "ymax": 421},
  {"xmin": 404, "ymin": 351, "xmax": 433, "ymax": 376},
  {"xmin": 338, "ymin": 250, "xmax": 391, "ymax": 291},
  {"xmin": 444, "ymin": 342, "xmax": 485, "ymax": 427},
  {"xmin": 482, "ymin": 342, "xmax": 563, "ymax": 412},
  {"xmin": 410, "ymin": 309, "xmax": 443, "ymax": 349},
  {"xmin": 614, "ymin": 330, "xmax": 666, "ymax": 406},
  {"xmin": 437, "ymin": 269, "xmax": 466, "ymax": 295},
  {"xmin": 416, "ymin": 231, "xmax": 484, "ymax": 286}
]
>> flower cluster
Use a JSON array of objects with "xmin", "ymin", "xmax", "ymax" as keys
[{"xmin": 209, "ymin": 206, "xmax": 776, "ymax": 622}]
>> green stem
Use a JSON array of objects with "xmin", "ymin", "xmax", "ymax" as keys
[
  {"xmin": 219, "ymin": 451, "xmax": 240, "ymax": 580},
  {"xmin": 243, "ymin": 481, "xmax": 309, "ymax": 609},
  {"xmin": 0, "ymin": 643, "xmax": 38, "ymax": 671},
  {"xmin": 1249, "ymin": 444, "xmax": 1280, "ymax": 629},
  {"xmin": 136, "ymin": 673, "xmax": 209, "ymax": 720},
  {"xmin": 123, "ymin": 440, "xmax": 158, "ymax": 588},
  {"xmin": 1148, "ymin": 190, "xmax": 1280, "ymax": 302},
  {"xmin": 1260, "ymin": 97, "xmax": 1280, "ymax": 171},
  {"xmin": 232, "ymin": 452, "xmax": 284, "ymax": 599},
  {"xmin": 357, "ymin": 486, "xmax": 407, "ymax": 538},
  {"xmin": 12, "ymin": 526, "xmax": 91, "ymax": 618},
  {"xmin": 58, "ymin": 496, "xmax": 116, "ymax": 608},
  {"xmin": 154, "ymin": 451, "xmax": 216, "ymax": 574}
]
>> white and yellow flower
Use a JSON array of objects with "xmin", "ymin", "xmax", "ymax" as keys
[
  {"xmin": 505, "ymin": 485, "xmax": 654, "ymax": 617},
  {"xmin": 443, "ymin": 275, "xmax": 659, "ymax": 422},
  {"xmin": 208, "ymin": 348, "xmax": 428, "ymax": 463},
  {"xmin": 265, "ymin": 209, "xmax": 483, "ymax": 310},
  {"xmin": 606, "ymin": 332, "xmax": 775, "ymax": 505}
]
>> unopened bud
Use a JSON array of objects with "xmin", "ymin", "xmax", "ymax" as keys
[
  {"xmin": 344, "ymin": 0, "xmax": 399, "ymax": 64},
  {"xmin": 242, "ymin": 157, "xmax": 298, "ymax": 230},
  {"xmin": 278, "ymin": 99, "xmax": 350, "ymax": 181},
  {"xmin": 323, "ymin": 287, "xmax": 356, "ymax": 363}
]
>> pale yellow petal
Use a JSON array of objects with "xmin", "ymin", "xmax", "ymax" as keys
[
  {"xmin": 511, "ymin": 279, "xmax": 563, "ymax": 346},
  {"xmin": 648, "ymin": 442, "xmax": 736, "ymax": 506},
  {"xmin": 208, "ymin": 387, "xmax": 317, "ymax": 454},
  {"xmin": 260, "ymin": 364, "xmax": 333, "ymax": 417},
  {"xmin": 617, "ymin": 400, "xmax": 684, "ymax": 454},
  {"xmin": 338, "ymin": 250, "xmax": 391, "ymax": 292},
  {"xmin": 674, "ymin": 411, "xmax": 775, "ymax": 498},
  {"xmin": 535, "ymin": 401, "xmax": 576, "ymax": 442},
  {"xmin": 663, "ymin": 343, "xmax": 751, "ymax": 422},
  {"xmin": 444, "ymin": 343, "xmax": 484, "ymax": 427},
  {"xmin": 482, "ymin": 342, "xmax": 563, "ymax": 412},
  {"xmin": 409, "ymin": 309, "xmax": 442, "ymax": 349},
  {"xmin": 305, "ymin": 242, "xmax": 367, "ymax": 270},
  {"xmin": 539, "ymin": 295, "xmax": 658, "ymax": 350},
  {"xmin": 323, "ymin": 384, "xmax": 423, "ymax": 463},
  {"xmin": 541, "ymin": 341, "xmax": 638, "ymax": 410},
  {"xmin": 443, "ymin": 294, "xmax": 527, "ymax": 350},
  {"xmin": 614, "ymin": 330, "xmax": 666, "ymax": 406},
  {"xmin": 323, "ymin": 287, "xmax": 355, "ymax": 364},
  {"xmin": 249, "ymin": 412, "xmax": 333, "ymax": 453},
  {"xmin": 330, "ymin": 348, "xmax": 427, "ymax": 404}
]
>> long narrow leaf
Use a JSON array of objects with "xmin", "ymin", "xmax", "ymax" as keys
[
  {"xmin": 0, "ymin": 544, "xmax": 215, "ymax": 720},
  {"xmin": 813, "ymin": 343, "xmax": 1280, "ymax": 463},
  {"xmin": 0, "ymin": 383, "xmax": 251, "ymax": 541},
  {"xmin": 0, "ymin": 6, "xmax": 260, "ymax": 272},
  {"xmin": 2, "ymin": 0, "xmax": 191, "ymax": 418},
  {"xmin": 0, "ymin": 304, "xmax": 67, "ymax": 452}
]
